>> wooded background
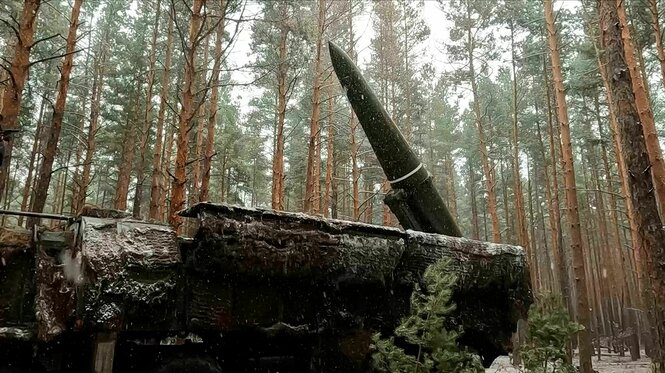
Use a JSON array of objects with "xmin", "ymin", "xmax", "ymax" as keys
[{"xmin": 2, "ymin": 0, "xmax": 665, "ymax": 372}]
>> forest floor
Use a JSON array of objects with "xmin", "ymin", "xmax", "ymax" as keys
[{"xmin": 487, "ymin": 353, "xmax": 652, "ymax": 372}]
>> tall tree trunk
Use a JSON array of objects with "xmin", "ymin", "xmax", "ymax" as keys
[
  {"xmin": 114, "ymin": 78, "xmax": 143, "ymax": 211},
  {"xmin": 190, "ymin": 34, "xmax": 210, "ymax": 207},
  {"xmin": 28, "ymin": 0, "xmax": 83, "ymax": 226},
  {"xmin": 364, "ymin": 178, "xmax": 373, "ymax": 224},
  {"xmin": 169, "ymin": 0, "xmax": 205, "ymax": 231},
  {"xmin": 599, "ymin": 1, "xmax": 665, "ymax": 370},
  {"xmin": 73, "ymin": 45, "xmax": 107, "ymax": 214},
  {"xmin": 0, "ymin": 0, "xmax": 42, "ymax": 205},
  {"xmin": 350, "ymin": 112, "xmax": 359, "ymax": 220},
  {"xmin": 592, "ymin": 95, "xmax": 626, "ymax": 341},
  {"xmin": 616, "ymin": 0, "xmax": 665, "ymax": 218},
  {"xmin": 442, "ymin": 153, "xmax": 458, "ymax": 220},
  {"xmin": 649, "ymin": 0, "xmax": 665, "ymax": 91},
  {"xmin": 69, "ymin": 17, "xmax": 94, "ymax": 215},
  {"xmin": 271, "ymin": 3, "xmax": 289, "ymax": 211},
  {"xmin": 160, "ymin": 114, "xmax": 176, "ymax": 221},
  {"xmin": 304, "ymin": 0, "xmax": 326, "ymax": 214},
  {"xmin": 545, "ymin": 1, "xmax": 593, "ymax": 371},
  {"xmin": 132, "ymin": 0, "xmax": 161, "ymax": 219},
  {"xmin": 593, "ymin": 33, "xmax": 644, "ymax": 318},
  {"xmin": 58, "ymin": 148, "xmax": 71, "ymax": 215},
  {"xmin": 537, "ymin": 78, "xmax": 569, "ymax": 302},
  {"xmin": 18, "ymin": 97, "xmax": 46, "ymax": 226},
  {"xmin": 149, "ymin": 3, "xmax": 174, "ymax": 220},
  {"xmin": 345, "ymin": 0, "xmax": 359, "ymax": 221},
  {"xmin": 114, "ymin": 109, "xmax": 138, "ymax": 210},
  {"xmin": 510, "ymin": 20, "xmax": 531, "ymax": 269},
  {"xmin": 466, "ymin": 5, "xmax": 501, "ymax": 242},
  {"xmin": 323, "ymin": 89, "xmax": 334, "ymax": 217},
  {"xmin": 469, "ymin": 161, "xmax": 480, "ymax": 240},
  {"xmin": 70, "ymin": 115, "xmax": 85, "ymax": 214},
  {"xmin": 200, "ymin": 2, "xmax": 227, "ymax": 202}
]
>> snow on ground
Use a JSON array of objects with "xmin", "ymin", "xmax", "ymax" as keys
[{"xmin": 486, "ymin": 353, "xmax": 652, "ymax": 373}]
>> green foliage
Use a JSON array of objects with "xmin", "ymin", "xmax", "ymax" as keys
[
  {"xmin": 521, "ymin": 295, "xmax": 583, "ymax": 373},
  {"xmin": 371, "ymin": 259, "xmax": 484, "ymax": 373}
]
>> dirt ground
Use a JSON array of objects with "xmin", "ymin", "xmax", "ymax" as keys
[{"xmin": 487, "ymin": 353, "xmax": 652, "ymax": 372}]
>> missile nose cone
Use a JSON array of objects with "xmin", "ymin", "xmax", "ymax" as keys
[
  {"xmin": 328, "ymin": 41, "xmax": 351, "ymax": 87},
  {"xmin": 327, "ymin": 40, "xmax": 338, "ymax": 55}
]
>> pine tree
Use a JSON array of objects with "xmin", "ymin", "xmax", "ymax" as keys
[
  {"xmin": 169, "ymin": 0, "xmax": 205, "ymax": 231},
  {"xmin": 440, "ymin": 0, "xmax": 502, "ymax": 242},
  {"xmin": 28, "ymin": 0, "xmax": 83, "ymax": 226},
  {"xmin": 0, "ymin": 0, "xmax": 42, "ymax": 204},
  {"xmin": 372, "ymin": 259, "xmax": 484, "ymax": 373},
  {"xmin": 597, "ymin": 0, "xmax": 665, "ymax": 369},
  {"xmin": 544, "ymin": 0, "xmax": 593, "ymax": 370}
]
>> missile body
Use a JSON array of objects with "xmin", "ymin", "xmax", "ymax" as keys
[{"xmin": 328, "ymin": 41, "xmax": 462, "ymax": 237}]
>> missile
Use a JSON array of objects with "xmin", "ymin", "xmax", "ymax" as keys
[{"xmin": 328, "ymin": 41, "xmax": 462, "ymax": 237}]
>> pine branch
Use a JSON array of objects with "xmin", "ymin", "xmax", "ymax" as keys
[
  {"xmin": 29, "ymin": 49, "xmax": 83, "ymax": 67},
  {"xmin": 0, "ymin": 17, "xmax": 19, "ymax": 38},
  {"xmin": 31, "ymin": 33, "xmax": 61, "ymax": 48}
]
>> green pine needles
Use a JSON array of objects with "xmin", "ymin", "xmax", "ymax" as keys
[
  {"xmin": 521, "ymin": 295, "xmax": 583, "ymax": 373},
  {"xmin": 371, "ymin": 258, "xmax": 484, "ymax": 373}
]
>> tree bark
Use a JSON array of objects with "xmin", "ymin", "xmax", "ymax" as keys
[
  {"xmin": 598, "ymin": 1, "xmax": 665, "ymax": 369},
  {"xmin": 442, "ymin": 153, "xmax": 458, "ymax": 221},
  {"xmin": 189, "ymin": 33, "xmax": 210, "ymax": 208},
  {"xmin": 469, "ymin": 161, "xmax": 480, "ymax": 240},
  {"xmin": 648, "ymin": 0, "xmax": 665, "ymax": 92},
  {"xmin": 509, "ymin": 20, "xmax": 531, "ymax": 272},
  {"xmin": 271, "ymin": 3, "xmax": 288, "ymax": 211},
  {"xmin": 73, "ymin": 44, "xmax": 107, "ymax": 214},
  {"xmin": 323, "ymin": 89, "xmax": 334, "ymax": 218},
  {"xmin": 200, "ymin": 2, "xmax": 227, "ymax": 203},
  {"xmin": 616, "ymin": 0, "xmax": 665, "ymax": 219},
  {"xmin": 149, "ymin": 3, "xmax": 174, "ymax": 221},
  {"xmin": 538, "ymin": 73, "xmax": 570, "ymax": 305},
  {"xmin": 160, "ymin": 115, "xmax": 176, "ymax": 221},
  {"xmin": 28, "ymin": 0, "xmax": 83, "ymax": 226},
  {"xmin": 344, "ymin": 0, "xmax": 359, "ymax": 221},
  {"xmin": 304, "ymin": 0, "xmax": 326, "ymax": 214},
  {"xmin": 544, "ymin": 1, "xmax": 593, "ymax": 371},
  {"xmin": 466, "ymin": 4, "xmax": 501, "ymax": 242},
  {"xmin": 169, "ymin": 0, "xmax": 205, "ymax": 231},
  {"xmin": 0, "ymin": 0, "xmax": 42, "ymax": 205},
  {"xmin": 18, "ymin": 97, "xmax": 46, "ymax": 227},
  {"xmin": 113, "ymin": 112, "xmax": 138, "ymax": 211}
]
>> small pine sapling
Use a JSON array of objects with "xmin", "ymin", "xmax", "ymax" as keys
[
  {"xmin": 521, "ymin": 295, "xmax": 583, "ymax": 373},
  {"xmin": 371, "ymin": 258, "xmax": 484, "ymax": 373}
]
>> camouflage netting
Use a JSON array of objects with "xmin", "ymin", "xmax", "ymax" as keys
[
  {"xmin": 180, "ymin": 203, "xmax": 532, "ymax": 364},
  {"xmin": 35, "ymin": 229, "xmax": 77, "ymax": 340},
  {"xmin": 17, "ymin": 203, "xmax": 529, "ymax": 369},
  {"xmin": 77, "ymin": 218, "xmax": 181, "ymax": 332}
]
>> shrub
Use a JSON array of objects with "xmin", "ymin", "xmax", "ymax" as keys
[{"xmin": 521, "ymin": 295, "xmax": 583, "ymax": 373}]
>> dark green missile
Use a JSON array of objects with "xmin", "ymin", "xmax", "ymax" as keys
[{"xmin": 328, "ymin": 41, "xmax": 462, "ymax": 237}]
